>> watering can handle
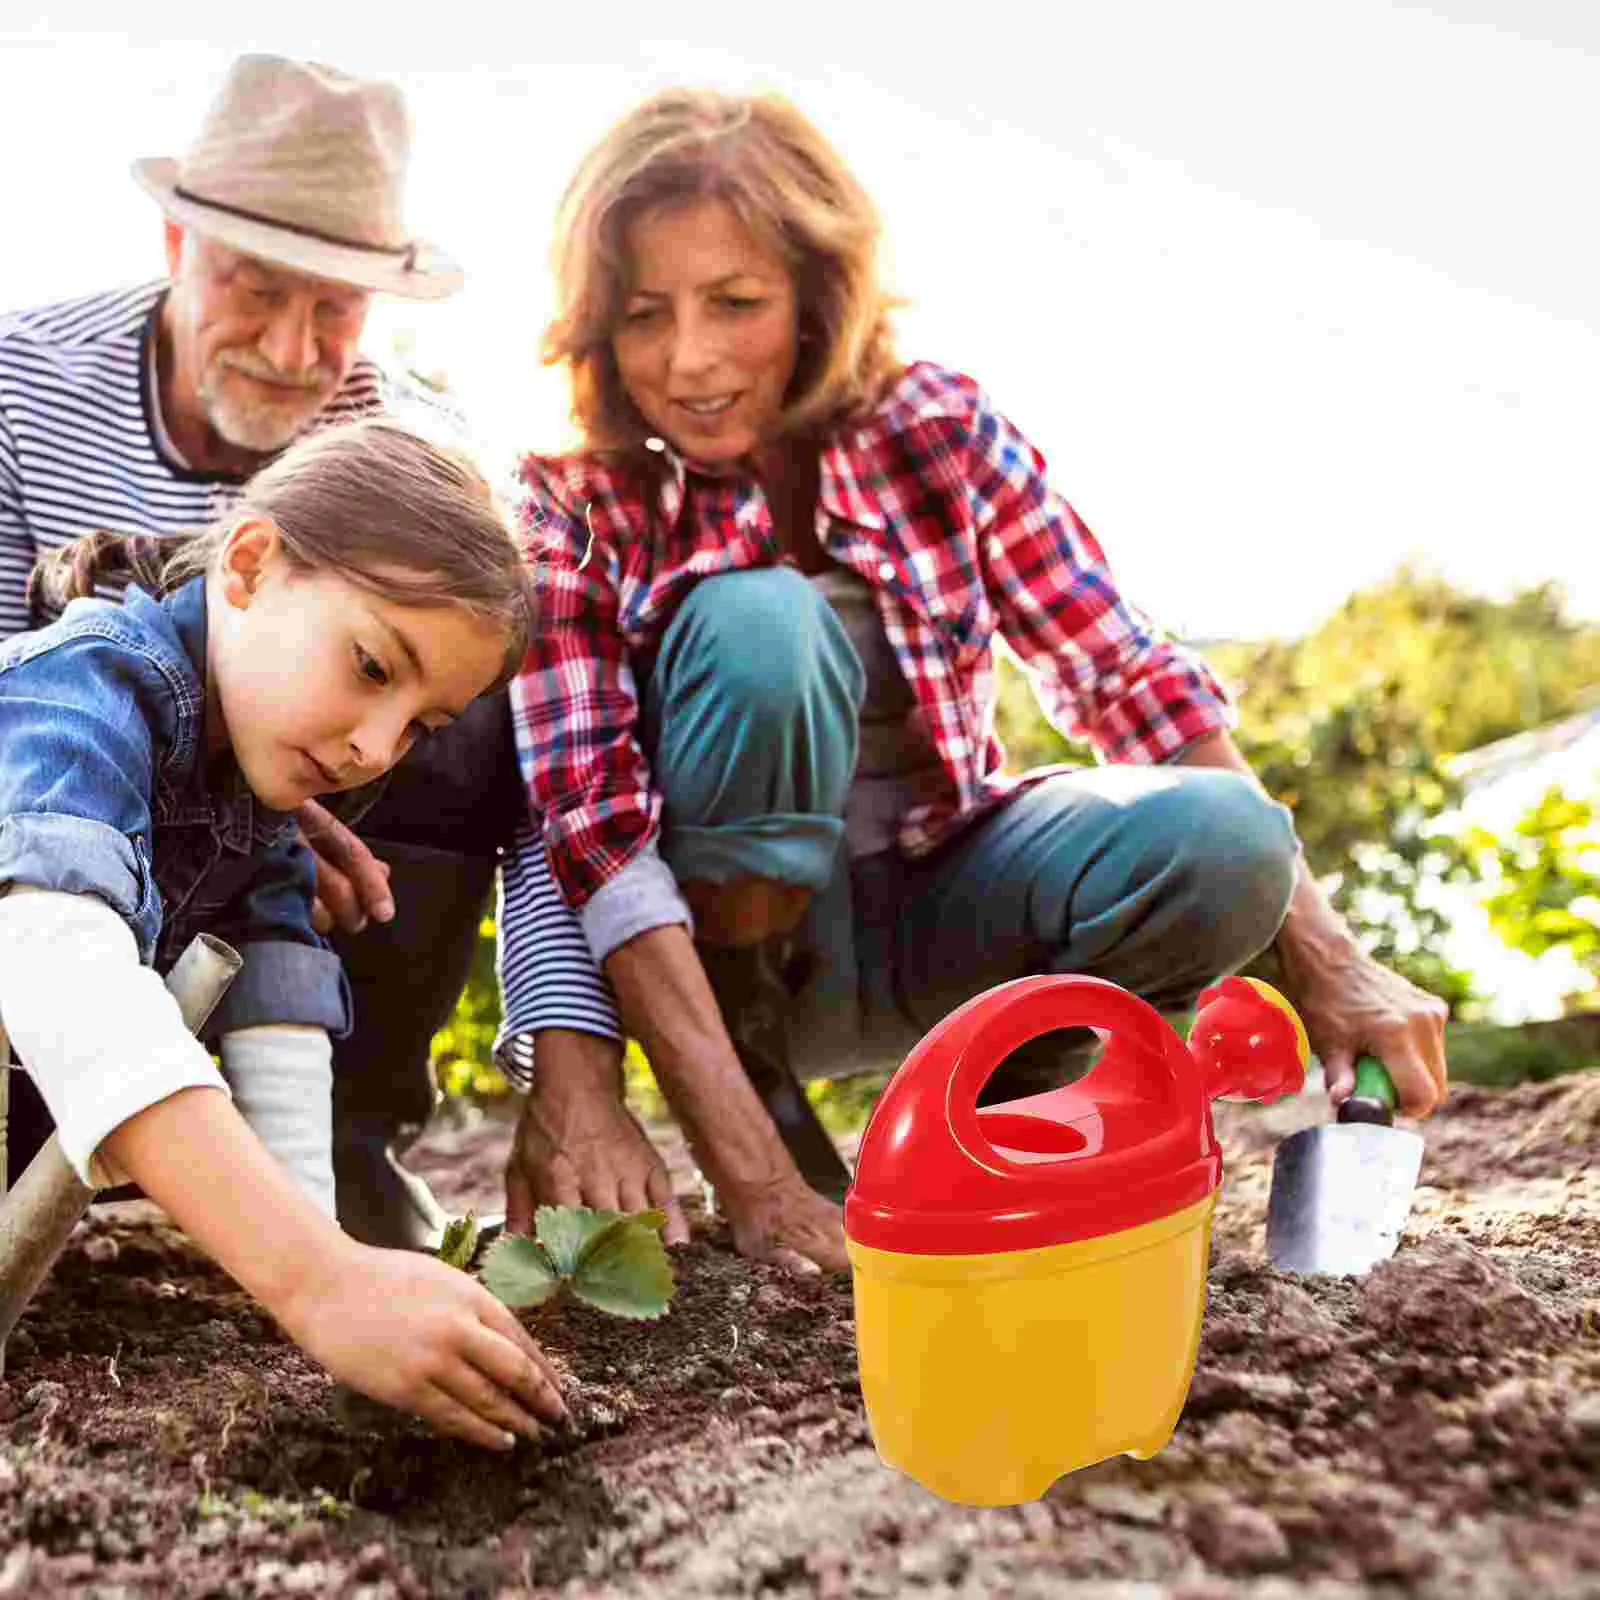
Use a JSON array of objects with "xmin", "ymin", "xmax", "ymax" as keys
[{"xmin": 944, "ymin": 975, "xmax": 1184, "ymax": 1173}]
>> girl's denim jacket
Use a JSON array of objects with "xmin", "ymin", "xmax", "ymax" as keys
[{"xmin": 0, "ymin": 574, "xmax": 350, "ymax": 1040}]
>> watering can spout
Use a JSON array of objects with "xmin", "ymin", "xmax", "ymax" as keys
[{"xmin": 1187, "ymin": 977, "xmax": 1309, "ymax": 1105}]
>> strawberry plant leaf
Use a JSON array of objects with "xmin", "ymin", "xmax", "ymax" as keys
[
  {"xmin": 535, "ymin": 1204, "xmax": 622, "ymax": 1277},
  {"xmin": 437, "ymin": 1212, "xmax": 479, "ymax": 1272},
  {"xmin": 570, "ymin": 1210, "xmax": 674, "ymax": 1320},
  {"xmin": 478, "ymin": 1207, "xmax": 678, "ymax": 1320},
  {"xmin": 574, "ymin": 1208, "xmax": 668, "ymax": 1270},
  {"xmin": 478, "ymin": 1233, "xmax": 561, "ymax": 1308}
]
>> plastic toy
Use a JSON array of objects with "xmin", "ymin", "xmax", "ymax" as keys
[{"xmin": 843, "ymin": 972, "xmax": 1309, "ymax": 1506}]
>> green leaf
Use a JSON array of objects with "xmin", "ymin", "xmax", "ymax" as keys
[
  {"xmin": 570, "ymin": 1210, "xmax": 675, "ymax": 1320},
  {"xmin": 477, "ymin": 1234, "xmax": 562, "ymax": 1308},
  {"xmin": 535, "ymin": 1203, "xmax": 622, "ymax": 1276},
  {"xmin": 479, "ymin": 1206, "xmax": 677, "ymax": 1319},
  {"xmin": 574, "ymin": 1207, "xmax": 667, "ymax": 1268},
  {"xmin": 436, "ymin": 1212, "xmax": 480, "ymax": 1272}
]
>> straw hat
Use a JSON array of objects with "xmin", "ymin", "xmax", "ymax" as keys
[{"xmin": 132, "ymin": 54, "xmax": 462, "ymax": 301}]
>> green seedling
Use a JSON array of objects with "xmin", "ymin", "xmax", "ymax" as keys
[
  {"xmin": 468, "ymin": 1205, "xmax": 676, "ymax": 1320},
  {"xmin": 437, "ymin": 1211, "xmax": 481, "ymax": 1272}
]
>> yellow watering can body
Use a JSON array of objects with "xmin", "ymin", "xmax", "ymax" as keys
[{"xmin": 843, "ymin": 974, "xmax": 1307, "ymax": 1506}]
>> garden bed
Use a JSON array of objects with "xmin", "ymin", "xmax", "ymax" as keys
[{"xmin": 0, "ymin": 1072, "xmax": 1596, "ymax": 1597}]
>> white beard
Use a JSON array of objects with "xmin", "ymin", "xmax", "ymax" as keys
[{"xmin": 197, "ymin": 362, "xmax": 330, "ymax": 454}]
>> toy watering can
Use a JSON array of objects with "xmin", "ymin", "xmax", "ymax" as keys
[{"xmin": 843, "ymin": 972, "xmax": 1309, "ymax": 1507}]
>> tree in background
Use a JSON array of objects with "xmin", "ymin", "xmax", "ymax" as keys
[
  {"xmin": 1465, "ymin": 786, "xmax": 1600, "ymax": 1015},
  {"xmin": 431, "ymin": 914, "xmax": 510, "ymax": 1100}
]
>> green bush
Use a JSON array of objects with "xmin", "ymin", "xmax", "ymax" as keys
[{"xmin": 430, "ymin": 915, "xmax": 512, "ymax": 1102}]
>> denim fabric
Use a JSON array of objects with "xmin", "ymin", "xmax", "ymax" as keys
[
  {"xmin": 803, "ymin": 766, "xmax": 1299, "ymax": 1078},
  {"xmin": 0, "ymin": 575, "xmax": 349, "ymax": 1038},
  {"xmin": 642, "ymin": 568, "xmax": 1298, "ymax": 1079},
  {"xmin": 641, "ymin": 567, "xmax": 865, "ymax": 892}
]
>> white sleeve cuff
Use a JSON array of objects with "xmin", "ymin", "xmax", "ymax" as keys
[
  {"xmin": 0, "ymin": 886, "xmax": 229, "ymax": 1188},
  {"xmin": 220, "ymin": 1026, "xmax": 335, "ymax": 1218},
  {"xmin": 577, "ymin": 843, "xmax": 694, "ymax": 964}
]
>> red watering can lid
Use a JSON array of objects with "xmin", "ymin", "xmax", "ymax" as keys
[{"xmin": 844, "ymin": 973, "xmax": 1306, "ymax": 1256}]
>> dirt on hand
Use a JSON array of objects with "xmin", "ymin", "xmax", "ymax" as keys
[{"xmin": 0, "ymin": 1073, "xmax": 1596, "ymax": 1598}]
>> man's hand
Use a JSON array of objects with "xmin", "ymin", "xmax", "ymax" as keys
[
  {"xmin": 296, "ymin": 798, "xmax": 396, "ymax": 936},
  {"xmin": 505, "ymin": 1030, "xmax": 689, "ymax": 1244},
  {"xmin": 1279, "ymin": 938, "xmax": 1449, "ymax": 1118}
]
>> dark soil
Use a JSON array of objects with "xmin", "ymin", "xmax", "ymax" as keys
[{"xmin": 1, "ymin": 1073, "xmax": 1596, "ymax": 1598}]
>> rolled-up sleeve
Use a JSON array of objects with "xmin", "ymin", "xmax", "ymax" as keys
[
  {"xmin": 0, "ymin": 887, "xmax": 229, "ymax": 1188},
  {"xmin": 967, "ymin": 388, "xmax": 1234, "ymax": 764},
  {"xmin": 208, "ymin": 939, "xmax": 351, "ymax": 1037},
  {"xmin": 578, "ymin": 839, "xmax": 693, "ymax": 965},
  {"xmin": 0, "ymin": 810, "xmax": 154, "ymax": 930}
]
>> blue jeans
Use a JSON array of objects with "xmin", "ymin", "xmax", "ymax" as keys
[{"xmin": 645, "ymin": 568, "xmax": 1298, "ymax": 1079}]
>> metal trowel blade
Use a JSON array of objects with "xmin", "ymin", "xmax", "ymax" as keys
[{"xmin": 1265, "ymin": 1122, "xmax": 1425, "ymax": 1276}]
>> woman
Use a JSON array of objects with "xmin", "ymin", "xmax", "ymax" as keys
[{"xmin": 502, "ymin": 89, "xmax": 1448, "ymax": 1273}]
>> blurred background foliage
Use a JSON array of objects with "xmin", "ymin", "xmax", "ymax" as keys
[
  {"xmin": 1466, "ymin": 786, "xmax": 1600, "ymax": 1014},
  {"xmin": 434, "ymin": 565, "xmax": 1600, "ymax": 1108},
  {"xmin": 431, "ymin": 915, "xmax": 510, "ymax": 1101}
]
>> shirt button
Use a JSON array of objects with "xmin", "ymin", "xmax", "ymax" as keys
[{"xmin": 877, "ymin": 560, "xmax": 896, "ymax": 583}]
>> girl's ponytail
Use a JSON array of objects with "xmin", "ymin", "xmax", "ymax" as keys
[{"xmin": 26, "ymin": 530, "xmax": 196, "ymax": 630}]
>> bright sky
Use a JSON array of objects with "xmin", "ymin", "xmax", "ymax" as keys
[{"xmin": 3, "ymin": 1, "xmax": 1597, "ymax": 640}]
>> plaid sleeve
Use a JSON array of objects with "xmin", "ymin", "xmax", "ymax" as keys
[
  {"xmin": 508, "ymin": 461, "xmax": 662, "ymax": 908},
  {"xmin": 965, "ymin": 388, "xmax": 1234, "ymax": 764}
]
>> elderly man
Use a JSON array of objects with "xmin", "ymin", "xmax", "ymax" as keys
[{"xmin": 0, "ymin": 54, "xmax": 539, "ymax": 1246}]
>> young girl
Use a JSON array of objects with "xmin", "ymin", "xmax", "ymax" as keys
[{"xmin": 0, "ymin": 418, "xmax": 565, "ymax": 1450}]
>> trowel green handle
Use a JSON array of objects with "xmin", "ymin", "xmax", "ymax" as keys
[{"xmin": 1339, "ymin": 1056, "xmax": 1397, "ymax": 1127}]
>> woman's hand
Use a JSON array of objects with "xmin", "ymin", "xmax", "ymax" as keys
[
  {"xmin": 713, "ymin": 1173, "xmax": 849, "ymax": 1275},
  {"xmin": 505, "ymin": 1029, "xmax": 689, "ymax": 1242},
  {"xmin": 1167, "ymin": 732, "xmax": 1450, "ymax": 1120},
  {"xmin": 1279, "ymin": 938, "xmax": 1449, "ymax": 1117},
  {"xmin": 604, "ymin": 925, "xmax": 852, "ymax": 1275},
  {"xmin": 277, "ymin": 1238, "xmax": 570, "ymax": 1451}
]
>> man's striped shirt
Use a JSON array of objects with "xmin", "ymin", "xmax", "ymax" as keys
[{"xmin": 0, "ymin": 279, "xmax": 388, "ymax": 635}]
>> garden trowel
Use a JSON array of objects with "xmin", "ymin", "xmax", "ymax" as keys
[{"xmin": 1266, "ymin": 1057, "xmax": 1424, "ymax": 1276}]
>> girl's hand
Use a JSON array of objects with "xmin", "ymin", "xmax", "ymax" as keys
[
  {"xmin": 1279, "ymin": 940, "xmax": 1449, "ymax": 1118},
  {"xmin": 97, "ymin": 1089, "xmax": 566, "ymax": 1452},
  {"xmin": 277, "ymin": 1239, "xmax": 570, "ymax": 1450}
]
